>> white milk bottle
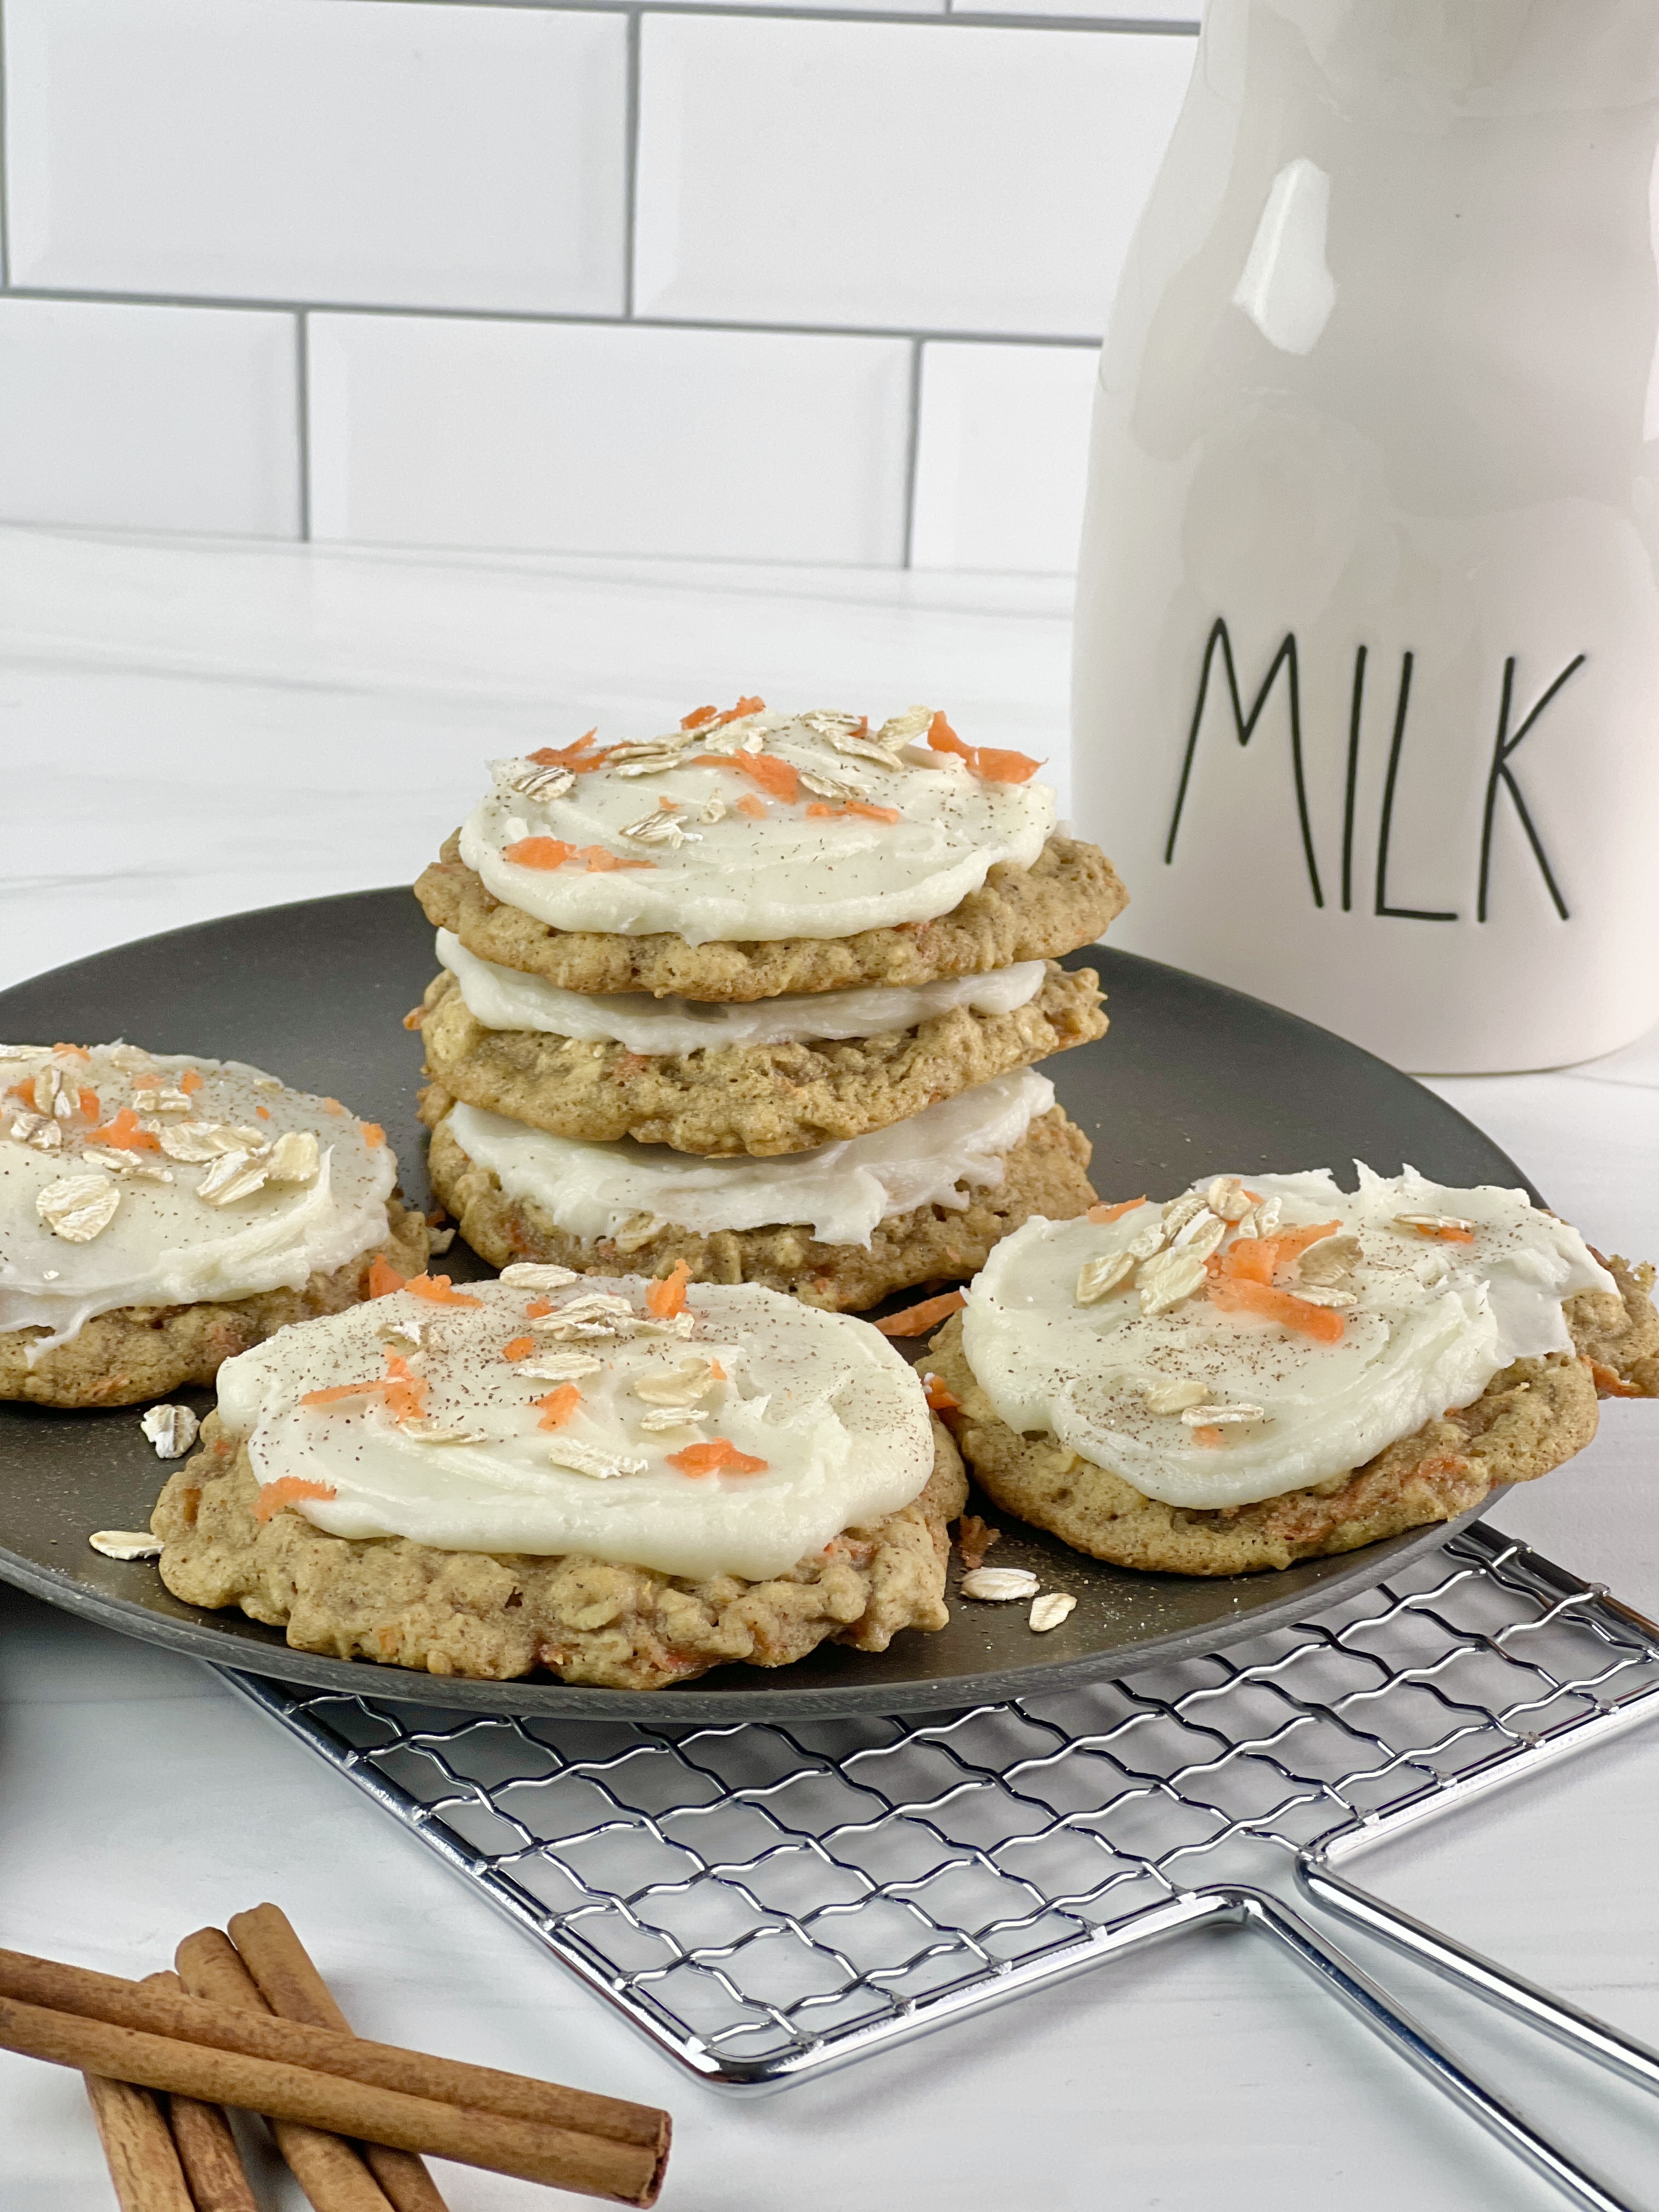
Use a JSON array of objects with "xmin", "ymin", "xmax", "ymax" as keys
[{"xmin": 1071, "ymin": 0, "xmax": 1659, "ymax": 1071}]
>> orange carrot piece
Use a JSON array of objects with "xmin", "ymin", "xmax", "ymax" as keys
[
  {"xmin": 1220, "ymin": 1238, "xmax": 1279, "ymax": 1285},
  {"xmin": 805, "ymin": 801, "xmax": 901, "ymax": 823},
  {"xmin": 53, "ymin": 1043, "xmax": 92, "ymax": 1062},
  {"xmin": 709, "ymin": 1358, "xmax": 727, "ymax": 1381},
  {"xmin": 972, "ymin": 747, "xmax": 1043, "ymax": 784},
  {"xmin": 1193, "ymin": 1425, "xmax": 1224, "ymax": 1449},
  {"xmin": 402, "ymin": 1273, "xmax": 483, "ymax": 1307},
  {"xmin": 1207, "ymin": 1275, "xmax": 1346, "ymax": 1342},
  {"xmin": 1401, "ymin": 1220, "xmax": 1476, "ymax": 1244},
  {"xmin": 253, "ymin": 1477, "xmax": 337, "ymax": 1525},
  {"xmin": 179, "ymin": 1070, "xmax": 204, "ymax": 1095},
  {"xmin": 922, "ymin": 1375, "xmax": 961, "ymax": 1412},
  {"xmin": 366, "ymin": 1255, "xmax": 407, "ymax": 1299},
  {"xmin": 528, "ymin": 730, "xmax": 609, "ymax": 771},
  {"xmin": 1264, "ymin": 1220, "xmax": 1343, "ymax": 1268},
  {"xmin": 735, "ymin": 794, "xmax": 768, "ymax": 819},
  {"xmin": 680, "ymin": 705, "xmax": 719, "ymax": 730},
  {"xmin": 501, "ymin": 1335, "xmax": 535, "ymax": 1362},
  {"xmin": 320, "ymin": 1098, "xmax": 347, "ymax": 1116},
  {"xmin": 525, "ymin": 1297, "xmax": 555, "ymax": 1319},
  {"xmin": 504, "ymin": 836, "xmax": 578, "ymax": 871},
  {"xmin": 715, "ymin": 695, "xmax": 766, "ymax": 726},
  {"xmin": 76, "ymin": 1086, "xmax": 101, "ymax": 1121},
  {"xmin": 1589, "ymin": 1359, "xmax": 1642, "ymax": 1399},
  {"xmin": 299, "ymin": 1379, "xmax": 386, "ymax": 1408},
  {"xmin": 360, "ymin": 1122, "xmax": 386, "ymax": 1149},
  {"xmin": 535, "ymin": 1384, "xmax": 582, "ymax": 1429},
  {"xmin": 1087, "ymin": 1197, "xmax": 1147, "ymax": 1224},
  {"xmin": 874, "ymin": 1290, "xmax": 966, "ymax": 1338},
  {"xmin": 575, "ymin": 844, "xmax": 655, "ymax": 873},
  {"xmin": 696, "ymin": 752, "xmax": 800, "ymax": 803},
  {"xmin": 256, "ymin": 1104, "xmax": 272, "ymax": 1120},
  {"xmin": 928, "ymin": 711, "xmax": 972, "ymax": 761},
  {"xmin": 647, "ymin": 1260, "xmax": 692, "ymax": 1319},
  {"xmin": 667, "ymin": 1437, "xmax": 769, "ymax": 1477},
  {"xmin": 380, "ymin": 1353, "xmax": 428, "ymax": 1421},
  {"xmin": 91, "ymin": 1107, "xmax": 161, "ymax": 1153}
]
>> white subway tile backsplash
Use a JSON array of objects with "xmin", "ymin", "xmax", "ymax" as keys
[
  {"xmin": 633, "ymin": 16, "xmax": 1193, "ymax": 338},
  {"xmin": 910, "ymin": 341, "xmax": 1099, "ymax": 574},
  {"xmin": 0, "ymin": 299, "xmax": 298, "ymax": 535},
  {"xmin": 4, "ymin": 0, "xmax": 628, "ymax": 314},
  {"xmin": 307, "ymin": 315, "xmax": 914, "ymax": 565},
  {"xmin": 952, "ymin": 1, "xmax": 1197, "ymax": 20}
]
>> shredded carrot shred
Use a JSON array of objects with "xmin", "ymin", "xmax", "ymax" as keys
[
  {"xmin": 366, "ymin": 1256, "xmax": 407, "ymax": 1299},
  {"xmin": 647, "ymin": 1260, "xmax": 692, "ymax": 1319},
  {"xmin": 54, "ymin": 1043, "xmax": 92, "ymax": 1062},
  {"xmin": 535, "ymin": 1384, "xmax": 582, "ymax": 1430},
  {"xmin": 299, "ymin": 1379, "xmax": 386, "ymax": 1408},
  {"xmin": 735, "ymin": 794, "xmax": 768, "ymax": 819},
  {"xmin": 1087, "ymin": 1197, "xmax": 1146, "ymax": 1224},
  {"xmin": 575, "ymin": 845, "xmax": 654, "ymax": 872},
  {"xmin": 668, "ymin": 1437, "xmax": 769, "ymax": 1477},
  {"xmin": 1589, "ymin": 1359, "xmax": 1641, "ymax": 1399},
  {"xmin": 360, "ymin": 1122, "xmax": 386, "ymax": 1149},
  {"xmin": 256, "ymin": 1105, "xmax": 272, "ymax": 1120},
  {"xmin": 805, "ymin": 800, "xmax": 902, "ymax": 824},
  {"xmin": 180, "ymin": 1070, "xmax": 204, "ymax": 1095},
  {"xmin": 254, "ymin": 1477, "xmax": 337, "ymax": 1525},
  {"xmin": 709, "ymin": 1358, "xmax": 727, "ymax": 1381},
  {"xmin": 402, "ymin": 1273, "xmax": 483, "ymax": 1307},
  {"xmin": 680, "ymin": 705, "xmax": 719, "ymax": 730},
  {"xmin": 874, "ymin": 1290, "xmax": 966, "ymax": 1338},
  {"xmin": 91, "ymin": 1107, "xmax": 161, "ymax": 1153},
  {"xmin": 526, "ymin": 1297, "xmax": 555, "ymax": 1320},
  {"xmin": 320, "ymin": 1098, "xmax": 347, "ymax": 1116},
  {"xmin": 528, "ymin": 730, "xmax": 611, "ymax": 772},
  {"xmin": 501, "ymin": 1335, "xmax": 535, "ymax": 1362},
  {"xmin": 928, "ymin": 711, "xmax": 973, "ymax": 761},
  {"xmin": 697, "ymin": 752, "xmax": 799, "ymax": 803},
  {"xmin": 1207, "ymin": 1275, "xmax": 1346, "ymax": 1342},
  {"xmin": 923, "ymin": 1375, "xmax": 961, "ymax": 1412},
  {"xmin": 76, "ymin": 1087, "xmax": 101, "ymax": 1121},
  {"xmin": 926, "ymin": 709, "xmax": 1041, "ymax": 785},
  {"xmin": 504, "ymin": 836, "xmax": 578, "ymax": 871},
  {"xmin": 1220, "ymin": 1219, "xmax": 1342, "ymax": 1285},
  {"xmin": 1402, "ymin": 1220, "xmax": 1475, "ymax": 1244},
  {"xmin": 1193, "ymin": 1425, "xmax": 1224, "ymax": 1449},
  {"xmin": 716, "ymin": 695, "xmax": 765, "ymax": 726},
  {"xmin": 380, "ymin": 1353, "xmax": 427, "ymax": 1421}
]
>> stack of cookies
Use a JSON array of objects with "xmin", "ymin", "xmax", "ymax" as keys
[{"xmin": 412, "ymin": 700, "xmax": 1127, "ymax": 1310}]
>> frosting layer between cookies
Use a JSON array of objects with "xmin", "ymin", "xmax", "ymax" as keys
[
  {"xmin": 459, "ymin": 706, "xmax": 1054, "ymax": 944},
  {"xmin": 438, "ymin": 929, "xmax": 1047, "ymax": 1048},
  {"xmin": 215, "ymin": 1277, "xmax": 936, "ymax": 1580},
  {"xmin": 444, "ymin": 1069, "xmax": 1054, "ymax": 1248},
  {"xmin": 0, "ymin": 1046, "xmax": 397, "ymax": 1353},
  {"xmin": 961, "ymin": 1167, "xmax": 1614, "ymax": 1510}
]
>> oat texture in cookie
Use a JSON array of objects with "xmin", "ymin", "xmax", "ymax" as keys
[
  {"xmin": 929, "ymin": 1168, "xmax": 1658, "ymax": 1573},
  {"xmin": 151, "ymin": 1276, "xmax": 969, "ymax": 1686},
  {"xmin": 424, "ymin": 1086, "xmax": 1096, "ymax": 1311},
  {"xmin": 416, "ymin": 833, "xmax": 1126, "ymax": 1002},
  {"xmin": 458, "ymin": 703, "xmax": 1057, "ymax": 946},
  {"xmin": 417, "ymin": 957, "xmax": 1107, "ymax": 1154},
  {"xmin": 0, "ymin": 1043, "xmax": 428, "ymax": 1404}
]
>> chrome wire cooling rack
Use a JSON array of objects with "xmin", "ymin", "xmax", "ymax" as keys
[{"xmin": 219, "ymin": 1522, "xmax": 1659, "ymax": 2212}]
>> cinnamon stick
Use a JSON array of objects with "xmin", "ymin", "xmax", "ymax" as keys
[
  {"xmin": 82, "ymin": 2073, "xmax": 194, "ymax": 2212},
  {"xmin": 176, "ymin": 1929, "xmax": 394, "ymax": 2212},
  {"xmin": 140, "ymin": 1972, "xmax": 266, "ymax": 2212},
  {"xmin": 0, "ymin": 1946, "xmax": 663, "ymax": 2153},
  {"xmin": 227, "ymin": 1906, "xmax": 449, "ymax": 2212},
  {"xmin": 0, "ymin": 1992, "xmax": 662, "ymax": 2203}
]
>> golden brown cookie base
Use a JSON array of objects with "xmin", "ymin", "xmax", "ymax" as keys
[
  {"xmin": 422, "ymin": 1097, "xmax": 1096, "ymax": 1311},
  {"xmin": 0, "ymin": 1201, "xmax": 431, "ymax": 1410},
  {"xmin": 926, "ymin": 1255, "xmax": 1659, "ymax": 1576},
  {"xmin": 414, "ymin": 832, "xmax": 1127, "ymax": 1001},
  {"xmin": 152, "ymin": 1414, "xmax": 968, "ymax": 1689},
  {"xmin": 417, "ymin": 960, "xmax": 1107, "ymax": 1156}
]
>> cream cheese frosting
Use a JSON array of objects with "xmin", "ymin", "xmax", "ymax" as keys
[
  {"xmin": 0, "ymin": 1044, "xmax": 397, "ymax": 1355},
  {"xmin": 456, "ymin": 703, "xmax": 1055, "ymax": 945},
  {"xmin": 961, "ymin": 1166, "xmax": 1615, "ymax": 1511},
  {"xmin": 437, "ymin": 928, "xmax": 1047, "ymax": 1050},
  {"xmin": 216, "ymin": 1276, "xmax": 938, "ymax": 1581},
  {"xmin": 445, "ymin": 1069, "xmax": 1054, "ymax": 1249}
]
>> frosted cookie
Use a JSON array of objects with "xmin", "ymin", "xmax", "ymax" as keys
[
  {"xmin": 152, "ymin": 1272, "xmax": 968, "ymax": 1688},
  {"xmin": 415, "ymin": 939, "xmax": 1107, "ymax": 1155},
  {"xmin": 0, "ymin": 1043, "xmax": 428, "ymax": 1408},
  {"xmin": 420, "ymin": 1070, "xmax": 1097, "ymax": 1310},
  {"xmin": 415, "ymin": 703, "xmax": 1126, "ymax": 1000},
  {"xmin": 928, "ymin": 1169, "xmax": 1658, "ymax": 1576}
]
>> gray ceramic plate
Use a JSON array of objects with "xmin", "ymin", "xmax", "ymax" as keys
[{"xmin": 0, "ymin": 891, "xmax": 1529, "ymax": 1718}]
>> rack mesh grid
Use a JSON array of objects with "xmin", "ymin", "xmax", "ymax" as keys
[{"xmin": 219, "ymin": 1522, "xmax": 1659, "ymax": 2089}]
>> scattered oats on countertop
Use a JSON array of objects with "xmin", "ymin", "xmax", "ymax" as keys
[
  {"xmin": 88, "ymin": 1530, "xmax": 163, "ymax": 1561},
  {"xmin": 140, "ymin": 1403, "xmax": 200, "ymax": 1458},
  {"xmin": 961, "ymin": 1567, "xmax": 1040, "ymax": 1602},
  {"xmin": 1029, "ymin": 1592, "xmax": 1077, "ymax": 1634}
]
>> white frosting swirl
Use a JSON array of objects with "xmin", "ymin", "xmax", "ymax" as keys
[
  {"xmin": 961, "ymin": 1167, "xmax": 1615, "ymax": 1511},
  {"xmin": 445, "ymin": 1070, "xmax": 1053, "ymax": 1249},
  {"xmin": 215, "ymin": 1278, "xmax": 936, "ymax": 1580},
  {"xmin": 438, "ymin": 929, "xmax": 1047, "ymax": 1050},
  {"xmin": 0, "ymin": 1046, "xmax": 397, "ymax": 1355},
  {"xmin": 458, "ymin": 707, "xmax": 1054, "ymax": 944}
]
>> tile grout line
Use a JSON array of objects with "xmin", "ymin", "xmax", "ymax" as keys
[
  {"xmin": 899, "ymin": 335, "xmax": 924, "ymax": 568},
  {"xmin": 0, "ymin": 281, "xmax": 1106, "ymax": 350},
  {"xmin": 623, "ymin": 8, "xmax": 641, "ymax": 319},
  {"xmin": 294, "ymin": 311, "xmax": 312, "ymax": 543},
  {"xmin": 349, "ymin": 0, "xmax": 1199, "ymax": 30}
]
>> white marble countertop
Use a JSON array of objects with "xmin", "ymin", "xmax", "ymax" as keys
[{"xmin": 2, "ymin": 528, "xmax": 1655, "ymax": 2211}]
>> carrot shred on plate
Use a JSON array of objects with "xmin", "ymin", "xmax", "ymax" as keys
[
  {"xmin": 1207, "ymin": 1274, "xmax": 1346, "ymax": 1342},
  {"xmin": 535, "ymin": 1384, "xmax": 582, "ymax": 1430},
  {"xmin": 253, "ymin": 1477, "xmax": 337, "ymax": 1525},
  {"xmin": 874, "ymin": 1289, "xmax": 966, "ymax": 1338},
  {"xmin": 647, "ymin": 1260, "xmax": 692, "ymax": 1319},
  {"xmin": 501, "ymin": 1335, "xmax": 535, "ymax": 1362},
  {"xmin": 668, "ymin": 1437, "xmax": 769, "ymax": 1477},
  {"xmin": 1087, "ymin": 1197, "xmax": 1146, "ymax": 1224},
  {"xmin": 403, "ymin": 1273, "xmax": 483, "ymax": 1307}
]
